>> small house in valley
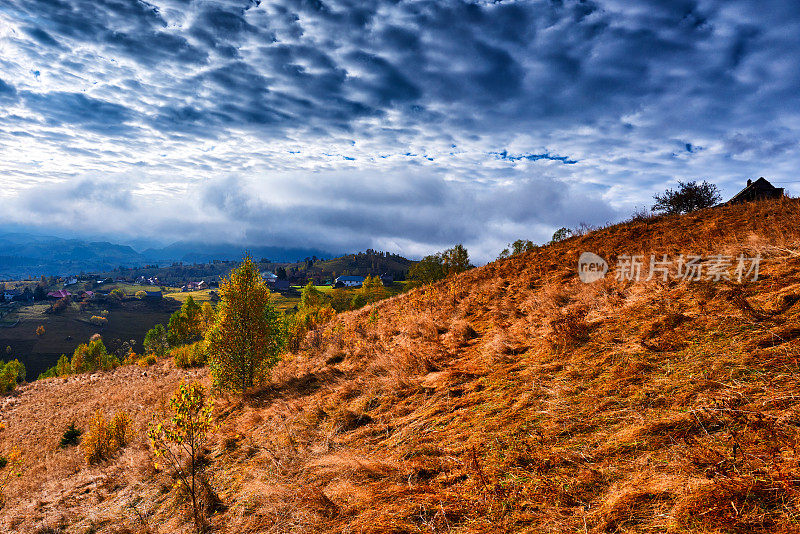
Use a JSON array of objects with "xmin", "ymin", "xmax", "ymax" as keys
[
  {"xmin": 261, "ymin": 271, "xmax": 278, "ymax": 282},
  {"xmin": 267, "ymin": 280, "xmax": 291, "ymax": 292},
  {"xmin": 334, "ymin": 275, "xmax": 366, "ymax": 288}
]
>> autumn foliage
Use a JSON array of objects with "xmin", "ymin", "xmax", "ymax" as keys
[
  {"xmin": 205, "ymin": 256, "xmax": 284, "ymax": 394},
  {"xmin": 81, "ymin": 410, "xmax": 133, "ymax": 464},
  {"xmin": 149, "ymin": 383, "xmax": 216, "ymax": 533}
]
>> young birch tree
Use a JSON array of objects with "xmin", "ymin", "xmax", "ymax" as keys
[{"xmin": 148, "ymin": 383, "xmax": 215, "ymax": 533}]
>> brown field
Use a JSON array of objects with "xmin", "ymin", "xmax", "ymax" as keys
[
  {"xmin": 163, "ymin": 289, "xmax": 213, "ymax": 304},
  {"xmin": 163, "ymin": 283, "xmax": 409, "ymax": 312},
  {"xmin": 1, "ymin": 198, "xmax": 800, "ymax": 533}
]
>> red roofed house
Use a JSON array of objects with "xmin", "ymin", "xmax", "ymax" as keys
[{"xmin": 47, "ymin": 290, "xmax": 72, "ymax": 299}]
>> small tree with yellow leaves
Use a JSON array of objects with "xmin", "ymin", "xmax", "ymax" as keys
[
  {"xmin": 0, "ymin": 446, "xmax": 22, "ymax": 506},
  {"xmin": 148, "ymin": 383, "xmax": 215, "ymax": 533},
  {"xmin": 81, "ymin": 410, "xmax": 133, "ymax": 464},
  {"xmin": 205, "ymin": 256, "xmax": 284, "ymax": 394},
  {"xmin": 359, "ymin": 275, "xmax": 387, "ymax": 304},
  {"xmin": 200, "ymin": 302, "xmax": 215, "ymax": 334}
]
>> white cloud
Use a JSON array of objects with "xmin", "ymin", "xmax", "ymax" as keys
[{"xmin": 0, "ymin": 0, "xmax": 798, "ymax": 261}]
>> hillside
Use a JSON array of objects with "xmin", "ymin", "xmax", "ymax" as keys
[
  {"xmin": 1, "ymin": 198, "xmax": 800, "ymax": 533},
  {"xmin": 310, "ymin": 250, "xmax": 414, "ymax": 279}
]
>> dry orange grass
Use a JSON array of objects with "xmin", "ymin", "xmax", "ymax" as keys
[{"xmin": 1, "ymin": 198, "xmax": 800, "ymax": 533}]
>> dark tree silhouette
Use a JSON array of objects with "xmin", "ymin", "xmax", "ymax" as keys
[{"xmin": 652, "ymin": 180, "xmax": 721, "ymax": 214}]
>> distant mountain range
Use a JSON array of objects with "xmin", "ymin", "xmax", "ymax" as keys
[{"xmin": 0, "ymin": 233, "xmax": 337, "ymax": 279}]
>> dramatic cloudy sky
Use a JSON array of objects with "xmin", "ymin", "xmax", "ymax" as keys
[{"xmin": 1, "ymin": 0, "xmax": 799, "ymax": 261}]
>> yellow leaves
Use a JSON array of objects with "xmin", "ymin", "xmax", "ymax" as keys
[
  {"xmin": 147, "ymin": 382, "xmax": 216, "ymax": 529},
  {"xmin": 2, "ymin": 447, "xmax": 22, "ymax": 468},
  {"xmin": 205, "ymin": 255, "xmax": 284, "ymax": 394},
  {"xmin": 0, "ymin": 445, "xmax": 23, "ymax": 500},
  {"xmin": 137, "ymin": 354, "xmax": 157, "ymax": 367},
  {"xmin": 148, "ymin": 383, "xmax": 214, "ymax": 459},
  {"xmin": 81, "ymin": 410, "xmax": 133, "ymax": 464}
]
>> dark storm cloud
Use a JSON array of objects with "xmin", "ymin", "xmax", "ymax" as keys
[
  {"xmin": 198, "ymin": 172, "xmax": 617, "ymax": 254},
  {"xmin": 23, "ymin": 26, "xmax": 62, "ymax": 48},
  {"xmin": 21, "ymin": 178, "xmax": 133, "ymax": 215},
  {"xmin": 0, "ymin": 80, "xmax": 17, "ymax": 102},
  {"xmin": 2, "ymin": 0, "xmax": 206, "ymax": 66},
  {"xmin": 1, "ymin": 0, "xmax": 800, "ymax": 259},
  {"xmin": 20, "ymin": 91, "xmax": 135, "ymax": 135}
]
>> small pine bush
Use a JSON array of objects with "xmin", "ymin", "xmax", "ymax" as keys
[
  {"xmin": 0, "ymin": 447, "xmax": 22, "ymax": 503},
  {"xmin": 59, "ymin": 423, "xmax": 81, "ymax": 448}
]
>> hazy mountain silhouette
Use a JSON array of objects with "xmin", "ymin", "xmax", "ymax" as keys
[{"xmin": 0, "ymin": 233, "xmax": 336, "ymax": 278}]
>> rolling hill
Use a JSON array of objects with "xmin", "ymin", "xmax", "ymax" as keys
[{"xmin": 1, "ymin": 198, "xmax": 799, "ymax": 533}]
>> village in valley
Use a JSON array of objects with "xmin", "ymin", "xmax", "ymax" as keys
[{"xmin": 0, "ymin": 249, "xmax": 413, "ymax": 379}]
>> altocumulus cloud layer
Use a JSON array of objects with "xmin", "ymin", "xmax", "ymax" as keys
[{"xmin": 1, "ymin": 0, "xmax": 799, "ymax": 260}]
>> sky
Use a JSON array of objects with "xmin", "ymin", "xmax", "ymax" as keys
[{"xmin": 1, "ymin": 0, "xmax": 799, "ymax": 262}]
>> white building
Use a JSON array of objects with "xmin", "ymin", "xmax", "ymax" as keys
[{"xmin": 335, "ymin": 275, "xmax": 366, "ymax": 287}]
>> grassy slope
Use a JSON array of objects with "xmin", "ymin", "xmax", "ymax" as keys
[
  {"xmin": 163, "ymin": 289, "xmax": 213, "ymax": 304},
  {"xmin": 2, "ymin": 198, "xmax": 800, "ymax": 533}
]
